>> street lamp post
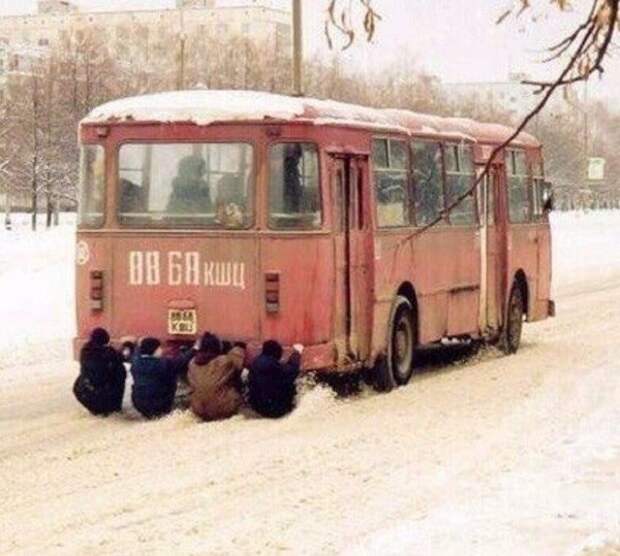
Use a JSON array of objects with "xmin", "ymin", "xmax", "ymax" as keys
[{"xmin": 292, "ymin": 0, "xmax": 304, "ymax": 96}]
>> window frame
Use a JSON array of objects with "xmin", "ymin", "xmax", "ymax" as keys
[
  {"xmin": 266, "ymin": 140, "xmax": 324, "ymax": 232},
  {"xmin": 115, "ymin": 139, "xmax": 257, "ymax": 231},
  {"xmin": 442, "ymin": 141, "xmax": 478, "ymax": 227},
  {"xmin": 506, "ymin": 148, "xmax": 532, "ymax": 225},
  {"xmin": 372, "ymin": 136, "xmax": 412, "ymax": 230},
  {"xmin": 78, "ymin": 143, "xmax": 106, "ymax": 230}
]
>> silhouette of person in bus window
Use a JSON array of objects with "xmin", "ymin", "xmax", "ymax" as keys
[
  {"xmin": 120, "ymin": 178, "xmax": 145, "ymax": 214},
  {"xmin": 283, "ymin": 143, "xmax": 303, "ymax": 213},
  {"xmin": 167, "ymin": 155, "xmax": 212, "ymax": 215},
  {"xmin": 215, "ymin": 173, "xmax": 245, "ymax": 228}
]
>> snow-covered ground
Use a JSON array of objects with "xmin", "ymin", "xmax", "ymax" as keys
[{"xmin": 0, "ymin": 211, "xmax": 619, "ymax": 555}]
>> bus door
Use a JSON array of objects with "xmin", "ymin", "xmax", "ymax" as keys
[
  {"xmin": 330, "ymin": 155, "xmax": 373, "ymax": 364},
  {"xmin": 533, "ymin": 165, "xmax": 552, "ymax": 320},
  {"xmin": 478, "ymin": 162, "xmax": 505, "ymax": 335}
]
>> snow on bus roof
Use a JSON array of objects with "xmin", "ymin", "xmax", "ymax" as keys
[
  {"xmin": 82, "ymin": 90, "xmax": 540, "ymax": 147},
  {"xmin": 442, "ymin": 117, "xmax": 540, "ymax": 148},
  {"xmin": 83, "ymin": 90, "xmax": 399, "ymax": 128}
]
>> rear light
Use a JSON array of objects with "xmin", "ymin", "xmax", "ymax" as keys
[
  {"xmin": 90, "ymin": 270, "xmax": 104, "ymax": 312},
  {"xmin": 265, "ymin": 272, "xmax": 280, "ymax": 314}
]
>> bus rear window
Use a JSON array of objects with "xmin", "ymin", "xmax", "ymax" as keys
[
  {"xmin": 78, "ymin": 145, "xmax": 105, "ymax": 228},
  {"xmin": 268, "ymin": 143, "xmax": 321, "ymax": 230},
  {"xmin": 118, "ymin": 143, "xmax": 254, "ymax": 229}
]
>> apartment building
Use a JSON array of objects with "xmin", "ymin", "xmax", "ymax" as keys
[{"xmin": 0, "ymin": 0, "xmax": 291, "ymax": 82}]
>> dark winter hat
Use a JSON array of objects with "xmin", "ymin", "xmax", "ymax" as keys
[
  {"xmin": 262, "ymin": 340, "xmax": 283, "ymax": 360},
  {"xmin": 199, "ymin": 332, "xmax": 221, "ymax": 355},
  {"xmin": 140, "ymin": 337, "xmax": 161, "ymax": 356},
  {"xmin": 90, "ymin": 327, "xmax": 110, "ymax": 347}
]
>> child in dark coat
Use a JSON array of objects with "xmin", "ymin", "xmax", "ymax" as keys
[
  {"xmin": 130, "ymin": 337, "xmax": 195, "ymax": 419},
  {"xmin": 73, "ymin": 328, "xmax": 127, "ymax": 417},
  {"xmin": 248, "ymin": 340, "xmax": 303, "ymax": 419}
]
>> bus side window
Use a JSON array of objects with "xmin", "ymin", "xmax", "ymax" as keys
[
  {"xmin": 78, "ymin": 145, "xmax": 106, "ymax": 228},
  {"xmin": 332, "ymin": 164, "xmax": 345, "ymax": 233},
  {"xmin": 532, "ymin": 161, "xmax": 545, "ymax": 221},
  {"xmin": 507, "ymin": 150, "xmax": 531, "ymax": 224},
  {"xmin": 476, "ymin": 170, "xmax": 495, "ymax": 226},
  {"xmin": 444, "ymin": 143, "xmax": 477, "ymax": 225},
  {"xmin": 268, "ymin": 143, "xmax": 321, "ymax": 230},
  {"xmin": 487, "ymin": 173, "xmax": 496, "ymax": 225},
  {"xmin": 372, "ymin": 138, "xmax": 409, "ymax": 228},
  {"xmin": 411, "ymin": 141, "xmax": 444, "ymax": 227}
]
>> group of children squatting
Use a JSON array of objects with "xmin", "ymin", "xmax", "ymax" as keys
[{"xmin": 73, "ymin": 328, "xmax": 303, "ymax": 421}]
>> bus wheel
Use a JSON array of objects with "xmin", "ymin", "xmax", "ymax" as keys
[
  {"xmin": 500, "ymin": 284, "xmax": 524, "ymax": 354},
  {"xmin": 390, "ymin": 296, "xmax": 416, "ymax": 385},
  {"xmin": 372, "ymin": 296, "xmax": 416, "ymax": 392}
]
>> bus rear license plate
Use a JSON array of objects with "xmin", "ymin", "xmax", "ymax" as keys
[{"xmin": 168, "ymin": 309, "xmax": 197, "ymax": 335}]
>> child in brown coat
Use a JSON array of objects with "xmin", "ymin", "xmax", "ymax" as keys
[{"xmin": 188, "ymin": 335, "xmax": 247, "ymax": 421}]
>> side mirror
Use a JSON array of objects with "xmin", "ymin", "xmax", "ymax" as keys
[{"xmin": 542, "ymin": 181, "xmax": 554, "ymax": 213}]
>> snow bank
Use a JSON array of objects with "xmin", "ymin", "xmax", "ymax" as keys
[
  {"xmin": 0, "ymin": 213, "xmax": 76, "ymax": 366},
  {"xmin": 551, "ymin": 210, "xmax": 620, "ymax": 296}
]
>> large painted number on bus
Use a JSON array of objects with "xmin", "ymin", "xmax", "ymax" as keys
[{"xmin": 129, "ymin": 251, "xmax": 160, "ymax": 286}]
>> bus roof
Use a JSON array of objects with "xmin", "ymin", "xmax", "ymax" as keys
[{"xmin": 82, "ymin": 90, "xmax": 540, "ymax": 148}]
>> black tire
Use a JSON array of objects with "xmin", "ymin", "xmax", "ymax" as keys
[
  {"xmin": 373, "ymin": 296, "xmax": 417, "ymax": 391},
  {"xmin": 500, "ymin": 284, "xmax": 524, "ymax": 354},
  {"xmin": 371, "ymin": 354, "xmax": 394, "ymax": 393}
]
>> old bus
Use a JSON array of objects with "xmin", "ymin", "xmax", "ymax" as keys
[{"xmin": 75, "ymin": 91, "xmax": 553, "ymax": 389}]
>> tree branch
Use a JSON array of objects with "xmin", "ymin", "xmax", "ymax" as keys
[{"xmin": 394, "ymin": 0, "xmax": 618, "ymax": 246}]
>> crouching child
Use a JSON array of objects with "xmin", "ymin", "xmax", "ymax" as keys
[
  {"xmin": 130, "ymin": 337, "xmax": 195, "ymax": 419},
  {"xmin": 248, "ymin": 341, "xmax": 303, "ymax": 419},
  {"xmin": 188, "ymin": 335, "xmax": 247, "ymax": 421},
  {"xmin": 73, "ymin": 328, "xmax": 127, "ymax": 417}
]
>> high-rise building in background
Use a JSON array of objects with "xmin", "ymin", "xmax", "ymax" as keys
[{"xmin": 0, "ymin": 0, "xmax": 292, "ymax": 97}]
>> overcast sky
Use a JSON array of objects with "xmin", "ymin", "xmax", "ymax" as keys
[{"xmin": 0, "ymin": 0, "xmax": 617, "ymax": 103}]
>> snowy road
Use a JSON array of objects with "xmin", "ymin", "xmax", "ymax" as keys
[{"xmin": 0, "ymin": 212, "xmax": 619, "ymax": 555}]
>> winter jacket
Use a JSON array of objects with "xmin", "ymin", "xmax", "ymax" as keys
[
  {"xmin": 188, "ymin": 347, "xmax": 246, "ymax": 421},
  {"xmin": 73, "ymin": 342, "xmax": 127, "ymax": 416},
  {"xmin": 248, "ymin": 351, "xmax": 301, "ymax": 419},
  {"xmin": 130, "ymin": 350, "xmax": 194, "ymax": 419}
]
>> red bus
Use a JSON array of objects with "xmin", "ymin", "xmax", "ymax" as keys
[{"xmin": 75, "ymin": 91, "xmax": 554, "ymax": 389}]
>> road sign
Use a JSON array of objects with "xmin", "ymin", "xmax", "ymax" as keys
[{"xmin": 587, "ymin": 157, "xmax": 605, "ymax": 181}]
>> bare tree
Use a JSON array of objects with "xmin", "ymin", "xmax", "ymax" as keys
[{"xmin": 322, "ymin": 0, "xmax": 619, "ymax": 235}]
